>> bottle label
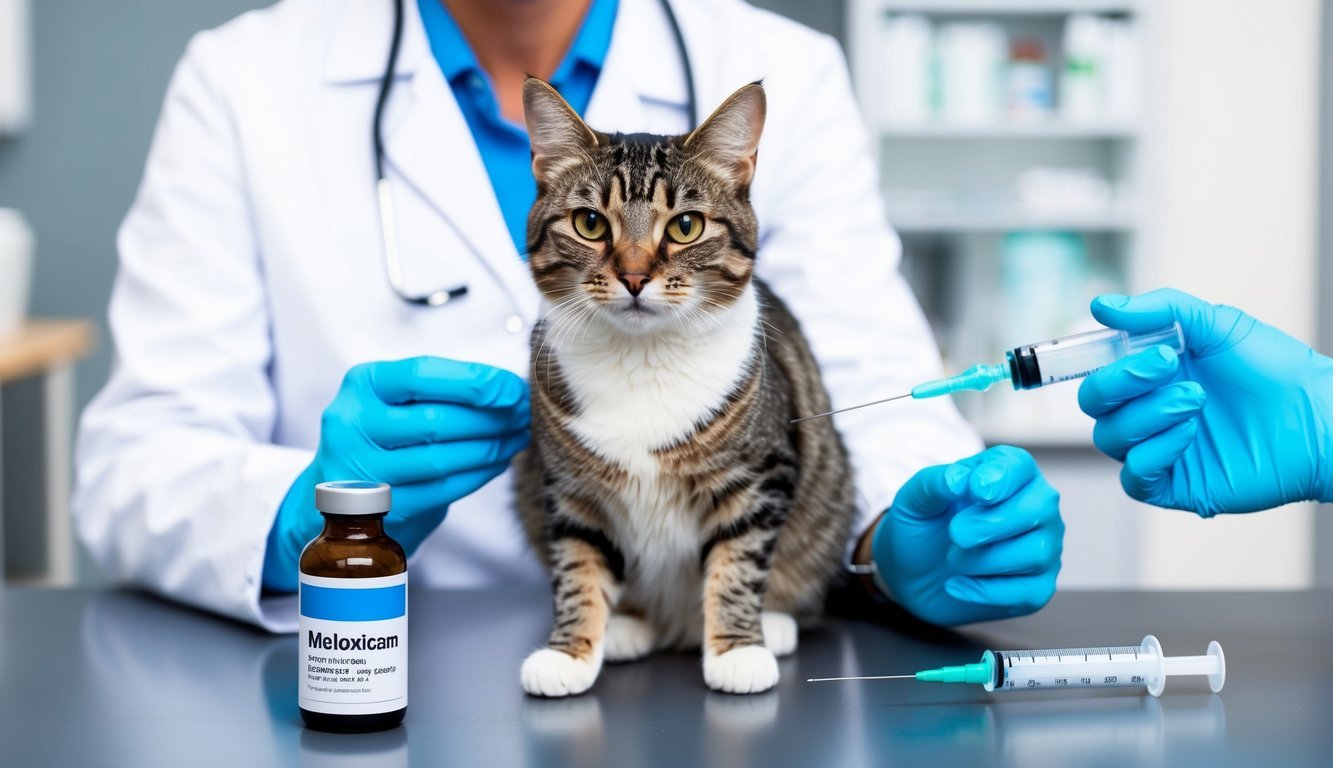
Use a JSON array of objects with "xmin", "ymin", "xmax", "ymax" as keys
[{"xmin": 298, "ymin": 572, "xmax": 407, "ymax": 716}]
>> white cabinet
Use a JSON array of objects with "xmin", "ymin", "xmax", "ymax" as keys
[
  {"xmin": 0, "ymin": 0, "xmax": 31, "ymax": 133},
  {"xmin": 848, "ymin": 0, "xmax": 1148, "ymax": 447},
  {"xmin": 847, "ymin": 0, "xmax": 1322, "ymax": 589}
]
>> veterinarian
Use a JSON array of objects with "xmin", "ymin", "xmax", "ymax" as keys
[
  {"xmin": 1076, "ymin": 288, "xmax": 1333, "ymax": 516},
  {"xmin": 74, "ymin": 0, "xmax": 1064, "ymax": 632}
]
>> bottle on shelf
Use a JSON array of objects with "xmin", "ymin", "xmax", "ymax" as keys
[
  {"xmin": 879, "ymin": 14, "xmax": 933, "ymax": 125},
  {"xmin": 1007, "ymin": 39, "xmax": 1053, "ymax": 121}
]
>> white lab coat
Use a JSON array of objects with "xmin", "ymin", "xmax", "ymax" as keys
[{"xmin": 74, "ymin": 0, "xmax": 982, "ymax": 632}]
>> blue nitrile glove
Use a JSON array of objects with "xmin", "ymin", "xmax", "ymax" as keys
[
  {"xmin": 1077, "ymin": 289, "xmax": 1333, "ymax": 517},
  {"xmin": 262, "ymin": 357, "xmax": 531, "ymax": 592},
  {"xmin": 872, "ymin": 446, "xmax": 1064, "ymax": 626}
]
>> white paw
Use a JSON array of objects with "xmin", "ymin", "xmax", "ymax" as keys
[
  {"xmin": 604, "ymin": 614, "xmax": 656, "ymax": 663},
  {"xmin": 762, "ymin": 611, "xmax": 798, "ymax": 657},
  {"xmin": 704, "ymin": 646, "xmax": 779, "ymax": 694},
  {"xmin": 521, "ymin": 648, "xmax": 602, "ymax": 697}
]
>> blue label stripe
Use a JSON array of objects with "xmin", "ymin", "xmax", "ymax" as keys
[{"xmin": 300, "ymin": 584, "xmax": 406, "ymax": 621}]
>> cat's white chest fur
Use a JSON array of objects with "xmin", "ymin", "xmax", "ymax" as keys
[
  {"xmin": 546, "ymin": 287, "xmax": 760, "ymax": 645},
  {"xmin": 551, "ymin": 287, "xmax": 759, "ymax": 470}
]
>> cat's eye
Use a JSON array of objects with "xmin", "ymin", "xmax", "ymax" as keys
[
  {"xmin": 665, "ymin": 212, "xmax": 705, "ymax": 244},
  {"xmin": 571, "ymin": 209, "xmax": 609, "ymax": 240}
]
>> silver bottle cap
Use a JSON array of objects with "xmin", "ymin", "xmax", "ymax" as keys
[{"xmin": 314, "ymin": 481, "xmax": 391, "ymax": 516}]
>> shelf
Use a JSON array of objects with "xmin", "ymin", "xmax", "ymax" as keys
[
  {"xmin": 0, "ymin": 319, "xmax": 96, "ymax": 383},
  {"xmin": 880, "ymin": 121, "xmax": 1139, "ymax": 140},
  {"xmin": 875, "ymin": 0, "xmax": 1139, "ymax": 15},
  {"xmin": 888, "ymin": 208, "xmax": 1137, "ymax": 233}
]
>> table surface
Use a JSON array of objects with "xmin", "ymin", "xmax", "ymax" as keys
[
  {"xmin": 0, "ymin": 318, "xmax": 94, "ymax": 382},
  {"xmin": 3, "ymin": 587, "xmax": 1330, "ymax": 767}
]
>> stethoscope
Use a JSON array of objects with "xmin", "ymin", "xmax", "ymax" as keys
[{"xmin": 373, "ymin": 0, "xmax": 698, "ymax": 307}]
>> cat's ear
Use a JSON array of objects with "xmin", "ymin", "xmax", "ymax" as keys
[
  {"xmin": 524, "ymin": 77, "xmax": 599, "ymax": 184},
  {"xmin": 684, "ymin": 82, "xmax": 766, "ymax": 188}
]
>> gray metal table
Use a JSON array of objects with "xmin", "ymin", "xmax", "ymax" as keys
[{"xmin": 3, "ymin": 587, "xmax": 1330, "ymax": 767}]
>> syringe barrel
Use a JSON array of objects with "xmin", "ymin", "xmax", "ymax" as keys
[
  {"xmin": 1006, "ymin": 323, "xmax": 1185, "ymax": 390},
  {"xmin": 985, "ymin": 644, "xmax": 1159, "ymax": 693}
]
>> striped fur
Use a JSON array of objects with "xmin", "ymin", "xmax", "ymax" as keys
[{"xmin": 516, "ymin": 79, "xmax": 855, "ymax": 697}]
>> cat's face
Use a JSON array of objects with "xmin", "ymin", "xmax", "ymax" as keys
[{"xmin": 523, "ymin": 79, "xmax": 766, "ymax": 336}]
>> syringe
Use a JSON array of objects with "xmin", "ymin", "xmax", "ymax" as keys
[
  {"xmin": 792, "ymin": 323, "xmax": 1185, "ymax": 423},
  {"xmin": 807, "ymin": 635, "xmax": 1225, "ymax": 697}
]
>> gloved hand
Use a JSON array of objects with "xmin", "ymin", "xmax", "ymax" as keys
[
  {"xmin": 871, "ymin": 446, "xmax": 1063, "ymax": 626},
  {"xmin": 1078, "ymin": 289, "xmax": 1333, "ymax": 516},
  {"xmin": 262, "ymin": 357, "xmax": 530, "ymax": 592}
]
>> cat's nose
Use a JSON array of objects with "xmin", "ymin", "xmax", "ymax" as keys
[{"xmin": 619, "ymin": 273, "xmax": 650, "ymax": 296}]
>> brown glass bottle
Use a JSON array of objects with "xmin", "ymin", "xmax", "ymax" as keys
[{"xmin": 298, "ymin": 481, "xmax": 408, "ymax": 733}]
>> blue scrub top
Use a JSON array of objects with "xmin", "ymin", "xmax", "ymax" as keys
[{"xmin": 416, "ymin": 0, "xmax": 619, "ymax": 258}]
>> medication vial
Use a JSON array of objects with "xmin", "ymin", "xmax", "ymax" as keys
[{"xmin": 299, "ymin": 481, "xmax": 407, "ymax": 732}]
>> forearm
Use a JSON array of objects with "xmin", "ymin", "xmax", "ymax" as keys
[{"xmin": 75, "ymin": 417, "xmax": 309, "ymax": 630}]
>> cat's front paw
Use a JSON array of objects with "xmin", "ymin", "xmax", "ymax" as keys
[
  {"xmin": 521, "ymin": 648, "xmax": 602, "ymax": 697},
  {"xmin": 604, "ymin": 614, "xmax": 657, "ymax": 663},
  {"xmin": 703, "ymin": 645, "xmax": 779, "ymax": 694}
]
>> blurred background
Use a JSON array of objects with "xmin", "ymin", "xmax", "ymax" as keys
[{"xmin": 0, "ymin": 0, "xmax": 1329, "ymax": 590}]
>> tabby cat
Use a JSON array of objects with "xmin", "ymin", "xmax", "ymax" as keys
[{"xmin": 515, "ymin": 78, "xmax": 855, "ymax": 696}]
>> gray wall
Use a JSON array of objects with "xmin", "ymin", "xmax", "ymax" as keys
[
  {"xmin": 0, "ymin": 0, "xmax": 843, "ymax": 578},
  {"xmin": 1318, "ymin": 0, "xmax": 1332, "ymax": 588},
  {"xmin": 0, "ymin": 0, "xmax": 269, "ymax": 578},
  {"xmin": 0, "ymin": 0, "xmax": 269, "ymax": 412},
  {"xmin": 761, "ymin": 0, "xmax": 842, "ymax": 39}
]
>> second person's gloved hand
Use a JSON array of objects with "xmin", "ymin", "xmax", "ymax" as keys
[
  {"xmin": 872, "ymin": 446, "xmax": 1063, "ymax": 626},
  {"xmin": 262, "ymin": 357, "xmax": 530, "ymax": 592},
  {"xmin": 1077, "ymin": 289, "xmax": 1333, "ymax": 516}
]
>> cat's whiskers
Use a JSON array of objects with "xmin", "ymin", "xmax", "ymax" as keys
[
  {"xmin": 681, "ymin": 303, "xmax": 720, "ymax": 337},
  {"xmin": 536, "ymin": 296, "xmax": 596, "ymax": 386},
  {"xmin": 697, "ymin": 289, "xmax": 752, "ymax": 329},
  {"xmin": 540, "ymin": 300, "xmax": 596, "ymax": 395},
  {"xmin": 533, "ymin": 314, "xmax": 564, "ymax": 389},
  {"xmin": 544, "ymin": 292, "xmax": 588, "ymax": 316},
  {"xmin": 666, "ymin": 297, "xmax": 709, "ymax": 338},
  {"xmin": 573, "ymin": 302, "xmax": 604, "ymax": 345},
  {"xmin": 551, "ymin": 301, "xmax": 596, "ymax": 350},
  {"xmin": 697, "ymin": 285, "xmax": 772, "ymax": 389},
  {"xmin": 542, "ymin": 292, "xmax": 591, "ymax": 333},
  {"xmin": 570, "ymin": 303, "xmax": 606, "ymax": 351},
  {"xmin": 545, "ymin": 298, "xmax": 589, "ymax": 323},
  {"xmin": 673, "ymin": 304, "xmax": 706, "ymax": 339},
  {"xmin": 541, "ymin": 287, "xmax": 584, "ymax": 306},
  {"xmin": 669, "ymin": 307, "xmax": 692, "ymax": 339},
  {"xmin": 704, "ymin": 285, "xmax": 784, "ymax": 343},
  {"xmin": 564, "ymin": 293, "xmax": 615, "ymax": 345},
  {"xmin": 690, "ymin": 296, "xmax": 734, "ymax": 325}
]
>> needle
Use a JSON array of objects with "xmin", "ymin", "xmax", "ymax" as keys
[
  {"xmin": 790, "ymin": 392, "xmax": 912, "ymax": 424},
  {"xmin": 806, "ymin": 674, "xmax": 917, "ymax": 683}
]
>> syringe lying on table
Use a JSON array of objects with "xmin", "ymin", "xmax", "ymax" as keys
[
  {"xmin": 807, "ymin": 635, "xmax": 1225, "ymax": 697},
  {"xmin": 792, "ymin": 323, "xmax": 1185, "ymax": 423}
]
